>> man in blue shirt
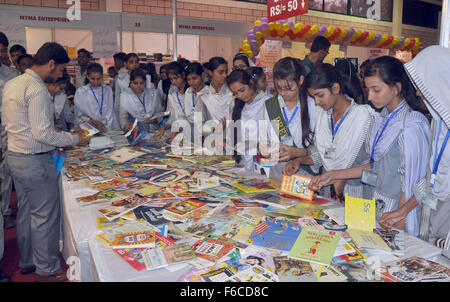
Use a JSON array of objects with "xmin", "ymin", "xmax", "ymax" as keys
[{"xmin": 302, "ymin": 36, "xmax": 331, "ymax": 74}]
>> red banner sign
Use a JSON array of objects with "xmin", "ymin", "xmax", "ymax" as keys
[{"xmin": 267, "ymin": 0, "xmax": 308, "ymax": 23}]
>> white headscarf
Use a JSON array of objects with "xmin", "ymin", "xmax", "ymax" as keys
[{"xmin": 404, "ymin": 46, "xmax": 450, "ymax": 129}]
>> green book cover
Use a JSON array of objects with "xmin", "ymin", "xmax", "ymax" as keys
[{"xmin": 288, "ymin": 226, "xmax": 341, "ymax": 266}]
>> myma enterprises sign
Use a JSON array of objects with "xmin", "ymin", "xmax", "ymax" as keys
[{"xmin": 267, "ymin": 0, "xmax": 308, "ymax": 22}]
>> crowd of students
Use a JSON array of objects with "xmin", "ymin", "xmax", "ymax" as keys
[{"xmin": 0, "ymin": 31, "xmax": 449, "ymax": 282}]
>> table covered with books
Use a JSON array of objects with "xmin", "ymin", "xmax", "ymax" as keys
[{"xmin": 60, "ymin": 131, "xmax": 450, "ymax": 283}]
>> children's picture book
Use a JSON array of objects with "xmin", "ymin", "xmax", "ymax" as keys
[
  {"xmin": 201, "ymin": 267, "xmax": 234, "ymax": 282},
  {"xmin": 133, "ymin": 205, "xmax": 171, "ymax": 226},
  {"xmin": 273, "ymin": 202, "xmax": 328, "ymax": 220},
  {"xmin": 111, "ymin": 231, "xmax": 155, "ymax": 249},
  {"xmin": 273, "ymin": 256, "xmax": 317, "ymax": 282},
  {"xmin": 76, "ymin": 190, "xmax": 134, "ymax": 207},
  {"xmin": 191, "ymin": 238, "xmax": 236, "ymax": 262},
  {"xmin": 240, "ymin": 192, "xmax": 298, "ymax": 209},
  {"xmin": 247, "ymin": 217, "xmax": 302, "ymax": 252},
  {"xmin": 126, "ymin": 123, "xmax": 149, "ymax": 147},
  {"xmin": 163, "ymin": 198, "xmax": 207, "ymax": 221},
  {"xmin": 232, "ymin": 178, "xmax": 278, "ymax": 194},
  {"xmin": 108, "ymin": 147, "xmax": 146, "ymax": 163},
  {"xmin": 202, "ymin": 183, "xmax": 239, "ymax": 198},
  {"xmin": 149, "ymin": 169, "xmax": 189, "ymax": 187},
  {"xmin": 331, "ymin": 240, "xmax": 365, "ymax": 265},
  {"xmin": 214, "ymin": 246, "xmax": 276, "ymax": 275},
  {"xmin": 297, "ymin": 217, "xmax": 324, "ymax": 229},
  {"xmin": 141, "ymin": 243, "xmax": 196, "ymax": 271},
  {"xmin": 79, "ymin": 121, "xmax": 99, "ymax": 137},
  {"xmin": 288, "ymin": 226, "xmax": 341, "ymax": 266},
  {"xmin": 374, "ymin": 256, "xmax": 450, "ymax": 282},
  {"xmin": 337, "ymin": 261, "xmax": 381, "ymax": 282},
  {"xmin": 231, "ymin": 199, "xmax": 265, "ymax": 208},
  {"xmin": 324, "ymin": 206, "xmax": 345, "ymax": 225},
  {"xmin": 226, "ymin": 265, "xmax": 278, "ymax": 282},
  {"xmin": 98, "ymin": 194, "xmax": 150, "ymax": 221},
  {"xmin": 344, "ymin": 194, "xmax": 391, "ymax": 251},
  {"xmin": 114, "ymin": 248, "xmax": 147, "ymax": 271},
  {"xmin": 280, "ymin": 174, "xmax": 314, "ymax": 200}
]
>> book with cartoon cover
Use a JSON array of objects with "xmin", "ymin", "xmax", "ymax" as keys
[
  {"xmin": 192, "ymin": 238, "xmax": 237, "ymax": 262},
  {"xmin": 288, "ymin": 226, "xmax": 341, "ymax": 266},
  {"xmin": 201, "ymin": 267, "xmax": 234, "ymax": 282},
  {"xmin": 374, "ymin": 256, "xmax": 450, "ymax": 282},
  {"xmin": 79, "ymin": 121, "xmax": 99, "ymax": 137},
  {"xmin": 273, "ymin": 256, "xmax": 316, "ymax": 282},
  {"xmin": 280, "ymin": 174, "xmax": 314, "ymax": 200},
  {"xmin": 98, "ymin": 194, "xmax": 150, "ymax": 221},
  {"xmin": 111, "ymin": 230, "xmax": 155, "ymax": 249},
  {"xmin": 247, "ymin": 217, "xmax": 302, "ymax": 252},
  {"xmin": 163, "ymin": 198, "xmax": 207, "ymax": 218}
]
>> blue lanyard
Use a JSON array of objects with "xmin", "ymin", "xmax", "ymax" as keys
[
  {"xmin": 330, "ymin": 109, "xmax": 351, "ymax": 142},
  {"xmin": 137, "ymin": 92, "xmax": 146, "ymax": 112},
  {"xmin": 90, "ymin": 85, "xmax": 104, "ymax": 116},
  {"xmin": 282, "ymin": 106, "xmax": 299, "ymax": 127},
  {"xmin": 431, "ymin": 120, "xmax": 450, "ymax": 188},
  {"xmin": 176, "ymin": 92, "xmax": 184, "ymax": 111},
  {"xmin": 370, "ymin": 105, "xmax": 404, "ymax": 168},
  {"xmin": 192, "ymin": 92, "xmax": 196, "ymax": 109}
]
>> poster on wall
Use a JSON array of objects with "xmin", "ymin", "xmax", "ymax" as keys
[
  {"xmin": 92, "ymin": 27, "xmax": 117, "ymax": 59},
  {"xmin": 258, "ymin": 40, "xmax": 283, "ymax": 91}
]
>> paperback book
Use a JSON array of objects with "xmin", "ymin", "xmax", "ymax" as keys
[
  {"xmin": 280, "ymin": 174, "xmax": 314, "ymax": 200},
  {"xmin": 273, "ymin": 256, "xmax": 316, "ymax": 282},
  {"xmin": 141, "ymin": 243, "xmax": 196, "ymax": 271}
]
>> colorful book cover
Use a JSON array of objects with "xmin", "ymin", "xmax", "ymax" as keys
[
  {"xmin": 192, "ymin": 238, "xmax": 236, "ymax": 262},
  {"xmin": 374, "ymin": 228, "xmax": 405, "ymax": 256},
  {"xmin": 111, "ymin": 231, "xmax": 155, "ymax": 249},
  {"xmin": 273, "ymin": 256, "xmax": 317, "ymax": 282},
  {"xmin": 344, "ymin": 194, "xmax": 391, "ymax": 251},
  {"xmin": 133, "ymin": 205, "xmax": 171, "ymax": 226},
  {"xmin": 96, "ymin": 216, "xmax": 123, "ymax": 229},
  {"xmin": 202, "ymin": 183, "xmax": 239, "ymax": 198},
  {"xmin": 274, "ymin": 202, "xmax": 328, "ymax": 220},
  {"xmin": 231, "ymin": 199, "xmax": 265, "ymax": 208},
  {"xmin": 149, "ymin": 169, "xmax": 189, "ymax": 187},
  {"xmin": 247, "ymin": 217, "xmax": 302, "ymax": 252},
  {"xmin": 374, "ymin": 256, "xmax": 450, "ymax": 282},
  {"xmin": 114, "ymin": 248, "xmax": 147, "ymax": 271},
  {"xmin": 164, "ymin": 199, "xmax": 207, "ymax": 218},
  {"xmin": 288, "ymin": 226, "xmax": 341, "ymax": 266},
  {"xmin": 154, "ymin": 232, "xmax": 175, "ymax": 248},
  {"xmin": 98, "ymin": 194, "xmax": 150, "ymax": 221},
  {"xmin": 331, "ymin": 240, "xmax": 365, "ymax": 264},
  {"xmin": 79, "ymin": 121, "xmax": 99, "ymax": 137},
  {"xmin": 311, "ymin": 264, "xmax": 347, "ymax": 282},
  {"xmin": 76, "ymin": 190, "xmax": 134, "ymax": 207},
  {"xmin": 280, "ymin": 174, "xmax": 314, "ymax": 200},
  {"xmin": 232, "ymin": 178, "xmax": 278, "ymax": 194},
  {"xmin": 201, "ymin": 267, "xmax": 234, "ymax": 282},
  {"xmin": 142, "ymin": 243, "xmax": 196, "ymax": 271},
  {"xmin": 126, "ymin": 124, "xmax": 148, "ymax": 147},
  {"xmin": 226, "ymin": 265, "xmax": 278, "ymax": 282}
]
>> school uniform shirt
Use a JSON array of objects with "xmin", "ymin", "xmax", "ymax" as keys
[
  {"xmin": 1, "ymin": 69, "xmax": 78, "ymax": 154},
  {"xmin": 119, "ymin": 87, "xmax": 164, "ymax": 130},
  {"xmin": 74, "ymin": 83, "xmax": 119, "ymax": 130},
  {"xmin": 310, "ymin": 98, "xmax": 378, "ymax": 198},
  {"xmin": 194, "ymin": 84, "xmax": 234, "ymax": 137},
  {"xmin": 365, "ymin": 100, "xmax": 430, "ymax": 237},
  {"xmin": 262, "ymin": 94, "xmax": 317, "ymax": 149},
  {"xmin": 227, "ymin": 91, "xmax": 271, "ymax": 171},
  {"xmin": 75, "ymin": 70, "xmax": 87, "ymax": 89},
  {"xmin": 53, "ymin": 92, "xmax": 75, "ymax": 132},
  {"xmin": 114, "ymin": 67, "xmax": 129, "ymax": 117},
  {"xmin": 405, "ymin": 46, "xmax": 450, "ymax": 249}
]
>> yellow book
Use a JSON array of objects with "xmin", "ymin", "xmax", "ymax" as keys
[
  {"xmin": 138, "ymin": 186, "xmax": 160, "ymax": 196},
  {"xmin": 344, "ymin": 194, "xmax": 391, "ymax": 251}
]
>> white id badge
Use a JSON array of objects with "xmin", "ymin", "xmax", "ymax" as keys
[
  {"xmin": 324, "ymin": 146, "xmax": 336, "ymax": 159},
  {"xmin": 361, "ymin": 169, "xmax": 378, "ymax": 187},
  {"xmin": 280, "ymin": 136, "xmax": 294, "ymax": 147},
  {"xmin": 423, "ymin": 191, "xmax": 438, "ymax": 210}
]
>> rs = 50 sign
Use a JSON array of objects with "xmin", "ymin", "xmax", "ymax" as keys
[{"xmin": 267, "ymin": 0, "xmax": 308, "ymax": 23}]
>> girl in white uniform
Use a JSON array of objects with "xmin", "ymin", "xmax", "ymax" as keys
[
  {"xmin": 194, "ymin": 57, "xmax": 234, "ymax": 147},
  {"xmin": 119, "ymin": 68, "xmax": 164, "ymax": 132},
  {"xmin": 248, "ymin": 66, "xmax": 271, "ymax": 97},
  {"xmin": 74, "ymin": 63, "xmax": 119, "ymax": 131},
  {"xmin": 283, "ymin": 63, "xmax": 378, "ymax": 199},
  {"xmin": 114, "ymin": 53, "xmax": 139, "ymax": 118},
  {"xmin": 226, "ymin": 69, "xmax": 271, "ymax": 171},
  {"xmin": 155, "ymin": 61, "xmax": 190, "ymax": 142}
]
